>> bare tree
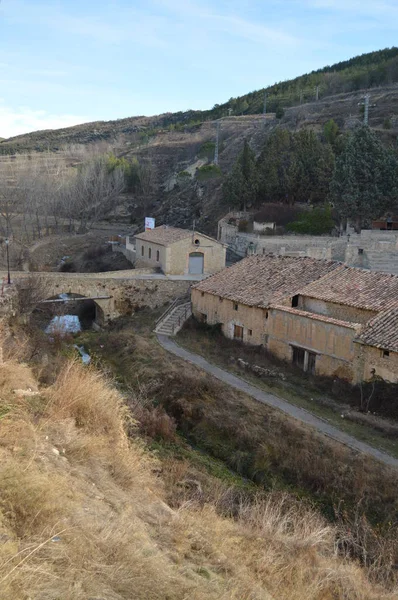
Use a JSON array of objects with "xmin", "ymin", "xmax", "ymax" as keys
[
  {"xmin": 137, "ymin": 159, "xmax": 154, "ymax": 217},
  {"xmin": 72, "ymin": 156, "xmax": 125, "ymax": 231},
  {"xmin": 14, "ymin": 275, "xmax": 51, "ymax": 316}
]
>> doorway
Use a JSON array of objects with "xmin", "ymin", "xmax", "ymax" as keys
[
  {"xmin": 189, "ymin": 252, "xmax": 204, "ymax": 274},
  {"xmin": 234, "ymin": 325, "xmax": 244, "ymax": 340}
]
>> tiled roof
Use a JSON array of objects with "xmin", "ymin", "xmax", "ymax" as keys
[
  {"xmin": 135, "ymin": 226, "xmax": 192, "ymax": 246},
  {"xmin": 357, "ymin": 307, "xmax": 398, "ymax": 352},
  {"xmin": 193, "ymin": 255, "xmax": 340, "ymax": 308},
  {"xmin": 299, "ymin": 266, "xmax": 398, "ymax": 311},
  {"xmin": 270, "ymin": 305, "xmax": 361, "ymax": 330}
]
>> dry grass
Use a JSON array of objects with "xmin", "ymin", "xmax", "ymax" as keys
[{"xmin": 0, "ymin": 332, "xmax": 396, "ymax": 599}]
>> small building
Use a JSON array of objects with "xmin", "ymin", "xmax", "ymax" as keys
[
  {"xmin": 134, "ymin": 225, "xmax": 226, "ymax": 276},
  {"xmin": 191, "ymin": 254, "xmax": 398, "ymax": 384}
]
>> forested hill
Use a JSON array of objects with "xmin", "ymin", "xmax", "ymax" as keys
[
  {"xmin": 204, "ymin": 47, "xmax": 398, "ymax": 118},
  {"xmin": 1, "ymin": 46, "xmax": 398, "ymax": 153}
]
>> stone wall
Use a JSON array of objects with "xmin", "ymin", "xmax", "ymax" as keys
[
  {"xmin": 356, "ymin": 343, "xmax": 398, "ymax": 384},
  {"xmin": 191, "ymin": 289, "xmax": 266, "ymax": 345},
  {"xmin": 168, "ymin": 234, "xmax": 226, "ymax": 276},
  {"xmin": 267, "ymin": 307, "xmax": 358, "ymax": 381},
  {"xmin": 299, "ymin": 297, "xmax": 376, "ymax": 325},
  {"xmin": 136, "ymin": 233, "xmax": 226, "ymax": 276}
]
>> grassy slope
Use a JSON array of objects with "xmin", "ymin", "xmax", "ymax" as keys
[
  {"xmin": 74, "ymin": 312, "xmax": 398, "ymax": 587},
  {"xmin": 1, "ymin": 327, "xmax": 394, "ymax": 599}
]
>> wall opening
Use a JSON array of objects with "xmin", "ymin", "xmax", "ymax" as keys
[
  {"xmin": 291, "ymin": 295, "xmax": 299, "ymax": 308},
  {"xmin": 234, "ymin": 325, "xmax": 244, "ymax": 340},
  {"xmin": 189, "ymin": 252, "xmax": 204, "ymax": 274}
]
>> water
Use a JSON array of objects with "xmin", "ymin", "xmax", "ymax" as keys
[
  {"xmin": 74, "ymin": 344, "xmax": 91, "ymax": 365},
  {"xmin": 45, "ymin": 315, "xmax": 81, "ymax": 335}
]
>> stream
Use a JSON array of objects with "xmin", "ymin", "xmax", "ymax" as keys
[{"xmin": 44, "ymin": 294, "xmax": 92, "ymax": 364}]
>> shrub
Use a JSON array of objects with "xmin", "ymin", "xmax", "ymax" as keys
[
  {"xmin": 83, "ymin": 245, "xmax": 108, "ymax": 260},
  {"xmin": 198, "ymin": 141, "xmax": 216, "ymax": 159},
  {"xmin": 286, "ymin": 206, "xmax": 335, "ymax": 235},
  {"xmin": 196, "ymin": 164, "xmax": 222, "ymax": 181}
]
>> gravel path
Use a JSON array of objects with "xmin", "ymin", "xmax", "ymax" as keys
[{"xmin": 157, "ymin": 334, "xmax": 398, "ymax": 470}]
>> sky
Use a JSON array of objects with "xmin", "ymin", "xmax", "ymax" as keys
[{"xmin": 0, "ymin": 0, "xmax": 397, "ymax": 138}]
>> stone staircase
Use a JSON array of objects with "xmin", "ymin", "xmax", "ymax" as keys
[{"xmin": 155, "ymin": 298, "xmax": 192, "ymax": 336}]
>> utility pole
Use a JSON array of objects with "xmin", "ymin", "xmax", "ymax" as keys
[
  {"xmin": 214, "ymin": 120, "xmax": 220, "ymax": 165},
  {"xmin": 263, "ymin": 91, "xmax": 267, "ymax": 115},
  {"xmin": 5, "ymin": 238, "xmax": 10, "ymax": 285},
  {"xmin": 364, "ymin": 94, "xmax": 370, "ymax": 126},
  {"xmin": 300, "ymin": 90, "xmax": 303, "ymax": 104},
  {"xmin": 315, "ymin": 85, "xmax": 319, "ymax": 101}
]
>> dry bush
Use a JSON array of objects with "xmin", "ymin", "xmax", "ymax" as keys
[{"xmin": 0, "ymin": 355, "xmax": 396, "ymax": 599}]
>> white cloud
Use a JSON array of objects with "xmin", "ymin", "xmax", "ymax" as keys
[{"xmin": 0, "ymin": 102, "xmax": 88, "ymax": 139}]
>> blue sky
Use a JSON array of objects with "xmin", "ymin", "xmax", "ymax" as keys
[{"xmin": 0, "ymin": 0, "xmax": 397, "ymax": 138}]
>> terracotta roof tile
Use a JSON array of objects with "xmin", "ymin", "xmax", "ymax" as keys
[
  {"xmin": 193, "ymin": 255, "xmax": 340, "ymax": 308},
  {"xmin": 357, "ymin": 306, "xmax": 398, "ymax": 352},
  {"xmin": 299, "ymin": 266, "xmax": 398, "ymax": 311},
  {"xmin": 135, "ymin": 226, "xmax": 193, "ymax": 245}
]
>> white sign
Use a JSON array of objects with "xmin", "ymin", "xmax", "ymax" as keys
[{"xmin": 145, "ymin": 217, "xmax": 155, "ymax": 231}]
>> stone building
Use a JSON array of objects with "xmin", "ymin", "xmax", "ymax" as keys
[
  {"xmin": 191, "ymin": 254, "xmax": 398, "ymax": 384},
  {"xmin": 134, "ymin": 226, "xmax": 226, "ymax": 276}
]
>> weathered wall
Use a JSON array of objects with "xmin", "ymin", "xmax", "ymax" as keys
[
  {"xmin": 135, "ymin": 234, "xmax": 225, "ymax": 275},
  {"xmin": 267, "ymin": 307, "xmax": 358, "ymax": 381},
  {"xmin": 135, "ymin": 240, "xmax": 168, "ymax": 272},
  {"xmin": 168, "ymin": 234, "xmax": 226, "ymax": 276},
  {"xmin": 191, "ymin": 289, "xmax": 266, "ymax": 345},
  {"xmin": 355, "ymin": 343, "xmax": 398, "ymax": 383},
  {"xmin": 299, "ymin": 296, "xmax": 376, "ymax": 325},
  {"xmin": 4, "ymin": 271, "xmax": 192, "ymax": 323}
]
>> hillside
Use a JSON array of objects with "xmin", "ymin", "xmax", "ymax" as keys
[
  {"xmin": 1, "ymin": 316, "xmax": 397, "ymax": 599},
  {"xmin": 1, "ymin": 47, "xmax": 398, "ymax": 240},
  {"xmin": 1, "ymin": 47, "xmax": 397, "ymax": 154}
]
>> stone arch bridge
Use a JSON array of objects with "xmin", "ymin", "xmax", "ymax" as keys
[{"xmin": 1, "ymin": 269, "xmax": 195, "ymax": 325}]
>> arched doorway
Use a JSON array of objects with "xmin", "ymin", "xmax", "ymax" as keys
[{"xmin": 189, "ymin": 252, "xmax": 204, "ymax": 274}]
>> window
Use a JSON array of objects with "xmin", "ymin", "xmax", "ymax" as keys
[
  {"xmin": 200, "ymin": 313, "xmax": 207, "ymax": 323},
  {"xmin": 194, "ymin": 238, "xmax": 200, "ymax": 246},
  {"xmin": 201, "ymin": 292, "xmax": 205, "ymax": 297},
  {"xmin": 292, "ymin": 295, "xmax": 299, "ymax": 308},
  {"xmin": 265, "ymin": 310, "xmax": 269, "ymax": 319},
  {"xmin": 156, "ymin": 250, "xmax": 160, "ymax": 262},
  {"xmin": 234, "ymin": 325, "xmax": 244, "ymax": 340},
  {"xmin": 307, "ymin": 352, "xmax": 317, "ymax": 375},
  {"xmin": 233, "ymin": 303, "xmax": 239, "ymax": 311},
  {"xmin": 219, "ymin": 296, "xmax": 223, "ymax": 303},
  {"xmin": 292, "ymin": 346, "xmax": 305, "ymax": 369},
  {"xmin": 148, "ymin": 247, "xmax": 152, "ymax": 259},
  {"xmin": 141, "ymin": 245, "xmax": 144, "ymax": 256},
  {"xmin": 383, "ymin": 350, "xmax": 390, "ymax": 358},
  {"xmin": 248, "ymin": 329, "xmax": 253, "ymax": 336},
  {"xmin": 358, "ymin": 248, "xmax": 364, "ymax": 255},
  {"xmin": 292, "ymin": 346, "xmax": 317, "ymax": 374}
]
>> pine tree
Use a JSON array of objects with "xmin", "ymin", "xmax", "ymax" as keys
[
  {"xmin": 330, "ymin": 126, "xmax": 398, "ymax": 230},
  {"xmin": 257, "ymin": 129, "xmax": 295, "ymax": 204},
  {"xmin": 223, "ymin": 140, "xmax": 258, "ymax": 211}
]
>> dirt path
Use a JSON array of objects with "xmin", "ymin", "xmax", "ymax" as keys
[{"xmin": 157, "ymin": 334, "xmax": 398, "ymax": 470}]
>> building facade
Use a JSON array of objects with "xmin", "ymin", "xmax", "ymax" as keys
[
  {"xmin": 134, "ymin": 226, "xmax": 226, "ymax": 276},
  {"xmin": 192, "ymin": 255, "xmax": 398, "ymax": 384}
]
